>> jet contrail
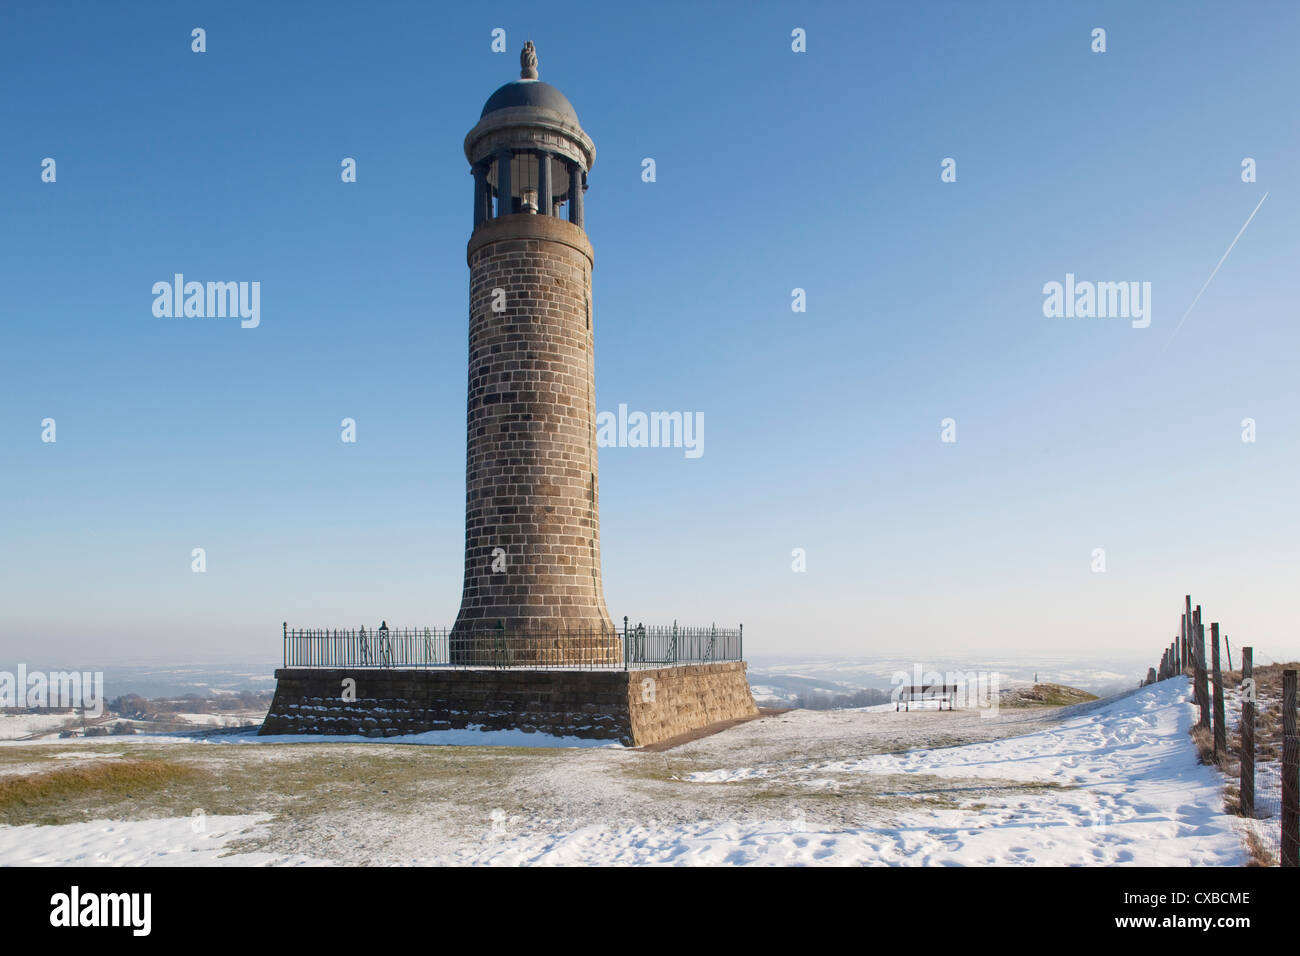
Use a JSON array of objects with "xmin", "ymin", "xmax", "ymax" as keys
[{"xmin": 1164, "ymin": 191, "xmax": 1268, "ymax": 349}]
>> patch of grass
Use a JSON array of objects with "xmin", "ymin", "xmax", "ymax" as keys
[
  {"xmin": 1001, "ymin": 684, "xmax": 1099, "ymax": 708},
  {"xmin": 0, "ymin": 741, "xmax": 554, "ymax": 830},
  {"xmin": 1190, "ymin": 725, "xmax": 1220, "ymax": 767},
  {"xmin": 1244, "ymin": 829, "xmax": 1276, "ymax": 867},
  {"xmin": 0, "ymin": 759, "xmax": 203, "ymax": 825}
]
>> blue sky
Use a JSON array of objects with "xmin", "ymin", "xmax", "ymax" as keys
[{"xmin": 2, "ymin": 1, "xmax": 1298, "ymax": 665}]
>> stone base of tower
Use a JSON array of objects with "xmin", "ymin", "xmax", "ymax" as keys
[
  {"xmin": 258, "ymin": 662, "xmax": 757, "ymax": 748},
  {"xmin": 446, "ymin": 627, "xmax": 622, "ymax": 667}
]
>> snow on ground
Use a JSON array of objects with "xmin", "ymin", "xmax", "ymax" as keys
[
  {"xmin": 429, "ymin": 680, "xmax": 1242, "ymax": 866},
  {"xmin": 48, "ymin": 750, "xmax": 126, "ymax": 761},
  {"xmin": 1220, "ymin": 681, "xmax": 1284, "ymax": 858},
  {"xmin": 0, "ymin": 713, "xmax": 78, "ymax": 739},
  {"xmin": 0, "ymin": 815, "xmax": 326, "ymax": 866},
  {"xmin": 0, "ymin": 679, "xmax": 1247, "ymax": 866},
  {"xmin": 169, "ymin": 713, "xmax": 261, "ymax": 727},
  {"xmin": 855, "ymin": 700, "xmax": 947, "ymax": 713},
  {"xmin": 0, "ymin": 732, "xmax": 210, "ymax": 749}
]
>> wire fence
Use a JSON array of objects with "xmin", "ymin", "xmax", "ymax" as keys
[
  {"xmin": 1146, "ymin": 594, "xmax": 1298, "ymax": 866},
  {"xmin": 281, "ymin": 618, "xmax": 742, "ymax": 671}
]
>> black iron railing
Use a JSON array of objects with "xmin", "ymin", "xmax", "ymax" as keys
[
  {"xmin": 621, "ymin": 621, "xmax": 742, "ymax": 667},
  {"xmin": 280, "ymin": 618, "xmax": 742, "ymax": 671}
]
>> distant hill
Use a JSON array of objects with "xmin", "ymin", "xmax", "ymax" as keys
[{"xmin": 1000, "ymin": 683, "xmax": 1099, "ymax": 707}]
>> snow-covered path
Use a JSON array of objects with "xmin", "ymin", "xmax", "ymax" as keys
[
  {"xmin": 0, "ymin": 815, "xmax": 323, "ymax": 866},
  {"xmin": 457, "ymin": 680, "xmax": 1245, "ymax": 865}
]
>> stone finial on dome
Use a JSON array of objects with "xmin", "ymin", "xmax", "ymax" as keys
[{"xmin": 520, "ymin": 41, "xmax": 538, "ymax": 80}]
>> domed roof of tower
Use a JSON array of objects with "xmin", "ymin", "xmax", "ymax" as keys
[
  {"xmin": 479, "ymin": 41, "xmax": 579, "ymax": 122},
  {"xmin": 480, "ymin": 80, "xmax": 578, "ymax": 120}
]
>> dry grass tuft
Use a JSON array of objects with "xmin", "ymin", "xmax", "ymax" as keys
[
  {"xmin": 1245, "ymin": 829, "xmax": 1276, "ymax": 867},
  {"xmin": 0, "ymin": 759, "xmax": 201, "ymax": 824},
  {"xmin": 1190, "ymin": 725, "xmax": 1220, "ymax": 766}
]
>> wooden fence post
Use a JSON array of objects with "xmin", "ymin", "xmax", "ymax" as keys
[
  {"xmin": 1195, "ymin": 607, "xmax": 1210, "ymax": 729},
  {"xmin": 1174, "ymin": 633, "xmax": 1181, "ymax": 673},
  {"xmin": 1240, "ymin": 647, "xmax": 1254, "ymax": 817},
  {"xmin": 1211, "ymin": 622, "xmax": 1226, "ymax": 754},
  {"xmin": 1184, "ymin": 595, "xmax": 1192, "ymax": 669},
  {"xmin": 1282, "ymin": 669, "xmax": 1298, "ymax": 867}
]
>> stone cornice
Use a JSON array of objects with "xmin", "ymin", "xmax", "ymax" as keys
[
  {"xmin": 467, "ymin": 214, "xmax": 594, "ymax": 268},
  {"xmin": 464, "ymin": 107, "xmax": 596, "ymax": 171}
]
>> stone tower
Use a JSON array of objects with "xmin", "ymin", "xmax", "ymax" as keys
[{"xmin": 452, "ymin": 43, "xmax": 617, "ymax": 658}]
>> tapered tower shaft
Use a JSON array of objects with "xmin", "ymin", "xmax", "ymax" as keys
[{"xmin": 453, "ymin": 44, "xmax": 615, "ymax": 653}]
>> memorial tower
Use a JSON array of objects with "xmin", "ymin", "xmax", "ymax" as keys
[{"xmin": 452, "ymin": 42, "xmax": 616, "ymax": 653}]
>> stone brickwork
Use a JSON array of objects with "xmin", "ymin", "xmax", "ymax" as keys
[
  {"xmin": 625, "ymin": 663, "xmax": 760, "ymax": 745},
  {"xmin": 453, "ymin": 213, "xmax": 616, "ymax": 656},
  {"xmin": 259, "ymin": 662, "xmax": 757, "ymax": 748}
]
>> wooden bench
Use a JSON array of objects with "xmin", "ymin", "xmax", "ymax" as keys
[{"xmin": 896, "ymin": 684, "xmax": 958, "ymax": 711}]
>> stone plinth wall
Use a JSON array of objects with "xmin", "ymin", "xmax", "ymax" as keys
[
  {"xmin": 625, "ymin": 663, "xmax": 759, "ymax": 745},
  {"xmin": 259, "ymin": 662, "xmax": 757, "ymax": 747}
]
